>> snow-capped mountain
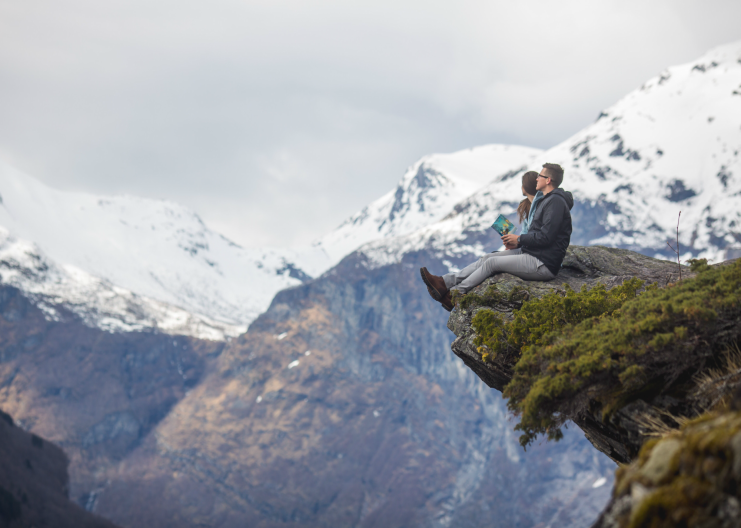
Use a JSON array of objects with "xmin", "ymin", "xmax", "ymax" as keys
[
  {"xmin": 359, "ymin": 41, "xmax": 741, "ymax": 268},
  {"xmin": 313, "ymin": 144, "xmax": 542, "ymax": 263},
  {"xmin": 0, "ymin": 159, "xmax": 328, "ymax": 326},
  {"xmin": 0, "ymin": 227, "xmax": 241, "ymax": 339},
  {"xmin": 0, "ymin": 145, "xmax": 541, "ymax": 331}
]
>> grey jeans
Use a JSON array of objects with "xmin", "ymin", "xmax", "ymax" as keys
[{"xmin": 443, "ymin": 249, "xmax": 555, "ymax": 294}]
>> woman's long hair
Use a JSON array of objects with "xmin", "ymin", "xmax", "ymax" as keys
[{"xmin": 517, "ymin": 171, "xmax": 539, "ymax": 223}]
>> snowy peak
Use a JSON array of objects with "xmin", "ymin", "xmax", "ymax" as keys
[
  {"xmin": 314, "ymin": 144, "xmax": 542, "ymax": 264},
  {"xmin": 553, "ymin": 40, "xmax": 741, "ymax": 258}
]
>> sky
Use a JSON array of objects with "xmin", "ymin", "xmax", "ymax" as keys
[{"xmin": 1, "ymin": 0, "xmax": 740, "ymax": 248}]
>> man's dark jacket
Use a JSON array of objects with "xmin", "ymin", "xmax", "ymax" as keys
[{"xmin": 518, "ymin": 188, "xmax": 573, "ymax": 276}]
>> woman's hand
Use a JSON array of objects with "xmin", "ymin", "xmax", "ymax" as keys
[{"xmin": 501, "ymin": 233, "xmax": 519, "ymax": 249}]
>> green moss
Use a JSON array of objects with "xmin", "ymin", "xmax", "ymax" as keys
[
  {"xmin": 454, "ymin": 284, "xmax": 503, "ymax": 311},
  {"xmin": 629, "ymin": 475, "xmax": 712, "ymax": 528},
  {"xmin": 468, "ymin": 277, "xmax": 647, "ymax": 444},
  {"xmin": 503, "ymin": 259, "xmax": 741, "ymax": 448},
  {"xmin": 688, "ymin": 258, "xmax": 710, "ymax": 273},
  {"xmin": 472, "ymin": 309, "xmax": 506, "ymax": 362},
  {"xmin": 510, "ymin": 277, "xmax": 646, "ymax": 352},
  {"xmin": 619, "ymin": 365, "xmax": 647, "ymax": 392},
  {"xmin": 471, "ymin": 278, "xmax": 645, "ymax": 367}
]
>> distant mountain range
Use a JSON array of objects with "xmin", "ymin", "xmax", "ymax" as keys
[
  {"xmin": 0, "ymin": 161, "xmax": 315, "ymax": 330},
  {"xmin": 0, "ymin": 144, "xmax": 541, "ymax": 334},
  {"xmin": 3, "ymin": 43, "xmax": 740, "ymax": 339}
]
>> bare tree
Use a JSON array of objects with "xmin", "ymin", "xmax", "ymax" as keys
[{"xmin": 666, "ymin": 211, "xmax": 682, "ymax": 281}]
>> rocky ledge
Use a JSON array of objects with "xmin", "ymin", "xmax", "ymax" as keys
[
  {"xmin": 0, "ymin": 409, "xmax": 118, "ymax": 528},
  {"xmin": 447, "ymin": 246, "xmax": 741, "ymax": 466}
]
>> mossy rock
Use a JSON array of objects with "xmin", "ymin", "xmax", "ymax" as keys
[
  {"xmin": 447, "ymin": 246, "xmax": 686, "ymax": 393},
  {"xmin": 506, "ymin": 256, "xmax": 741, "ymax": 448},
  {"xmin": 594, "ymin": 410, "xmax": 741, "ymax": 528}
]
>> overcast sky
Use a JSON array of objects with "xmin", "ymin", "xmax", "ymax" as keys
[{"xmin": 1, "ymin": 0, "xmax": 740, "ymax": 248}]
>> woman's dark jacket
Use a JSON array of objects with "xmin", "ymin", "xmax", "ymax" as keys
[{"xmin": 518, "ymin": 188, "xmax": 573, "ymax": 276}]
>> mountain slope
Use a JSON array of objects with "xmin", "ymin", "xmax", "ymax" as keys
[
  {"xmin": 0, "ymin": 280, "xmax": 224, "ymax": 512},
  {"xmin": 87, "ymin": 247, "xmax": 614, "ymax": 528},
  {"xmin": 0, "ymin": 409, "xmax": 119, "ymax": 528}
]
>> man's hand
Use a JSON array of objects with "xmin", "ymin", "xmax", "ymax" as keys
[{"xmin": 501, "ymin": 233, "xmax": 519, "ymax": 249}]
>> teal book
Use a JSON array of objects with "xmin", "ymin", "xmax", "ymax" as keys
[{"xmin": 491, "ymin": 214, "xmax": 515, "ymax": 235}]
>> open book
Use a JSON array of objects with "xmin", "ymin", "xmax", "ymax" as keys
[{"xmin": 491, "ymin": 214, "xmax": 515, "ymax": 236}]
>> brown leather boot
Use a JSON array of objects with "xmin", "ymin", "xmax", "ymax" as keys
[{"xmin": 420, "ymin": 267, "xmax": 449, "ymax": 302}]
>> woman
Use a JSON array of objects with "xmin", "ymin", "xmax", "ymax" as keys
[{"xmin": 517, "ymin": 171, "xmax": 539, "ymax": 234}]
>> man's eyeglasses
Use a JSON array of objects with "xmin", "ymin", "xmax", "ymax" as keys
[{"xmin": 537, "ymin": 174, "xmax": 550, "ymax": 179}]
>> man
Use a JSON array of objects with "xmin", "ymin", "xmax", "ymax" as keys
[{"xmin": 420, "ymin": 163, "xmax": 573, "ymax": 311}]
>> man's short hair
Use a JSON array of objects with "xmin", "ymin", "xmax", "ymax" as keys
[{"xmin": 542, "ymin": 163, "xmax": 564, "ymax": 188}]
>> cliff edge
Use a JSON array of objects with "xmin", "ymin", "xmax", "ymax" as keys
[
  {"xmin": 448, "ymin": 246, "xmax": 741, "ymax": 464},
  {"xmin": 446, "ymin": 246, "xmax": 741, "ymax": 526}
]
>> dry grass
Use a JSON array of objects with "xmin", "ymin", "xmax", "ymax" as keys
[
  {"xmin": 693, "ymin": 343, "xmax": 741, "ymax": 388},
  {"xmin": 633, "ymin": 408, "xmax": 693, "ymax": 438},
  {"xmin": 691, "ymin": 343, "xmax": 741, "ymax": 411},
  {"xmin": 635, "ymin": 344, "xmax": 741, "ymax": 439}
]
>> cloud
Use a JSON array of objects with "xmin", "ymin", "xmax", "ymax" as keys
[{"xmin": 0, "ymin": 0, "xmax": 740, "ymax": 247}]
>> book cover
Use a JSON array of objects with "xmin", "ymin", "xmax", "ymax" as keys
[{"xmin": 491, "ymin": 214, "xmax": 515, "ymax": 235}]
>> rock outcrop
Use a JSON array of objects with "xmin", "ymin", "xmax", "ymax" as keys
[
  {"xmin": 593, "ymin": 409, "xmax": 741, "ymax": 528},
  {"xmin": 0, "ymin": 408, "xmax": 119, "ymax": 527},
  {"xmin": 448, "ymin": 246, "xmax": 716, "ymax": 464}
]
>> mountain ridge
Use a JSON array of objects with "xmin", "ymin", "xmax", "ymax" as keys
[
  {"xmin": 2, "ymin": 42, "xmax": 740, "ymax": 335},
  {"xmin": 0, "ymin": 145, "xmax": 541, "ymax": 334}
]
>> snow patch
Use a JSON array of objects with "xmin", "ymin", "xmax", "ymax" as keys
[{"xmin": 592, "ymin": 477, "xmax": 607, "ymax": 488}]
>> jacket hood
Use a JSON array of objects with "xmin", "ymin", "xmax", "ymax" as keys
[{"xmin": 548, "ymin": 188, "xmax": 574, "ymax": 210}]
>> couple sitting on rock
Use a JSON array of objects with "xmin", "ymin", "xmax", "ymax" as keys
[{"xmin": 421, "ymin": 163, "xmax": 573, "ymax": 311}]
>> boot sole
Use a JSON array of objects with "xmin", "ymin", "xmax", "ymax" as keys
[{"xmin": 420, "ymin": 268, "xmax": 444, "ymax": 302}]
